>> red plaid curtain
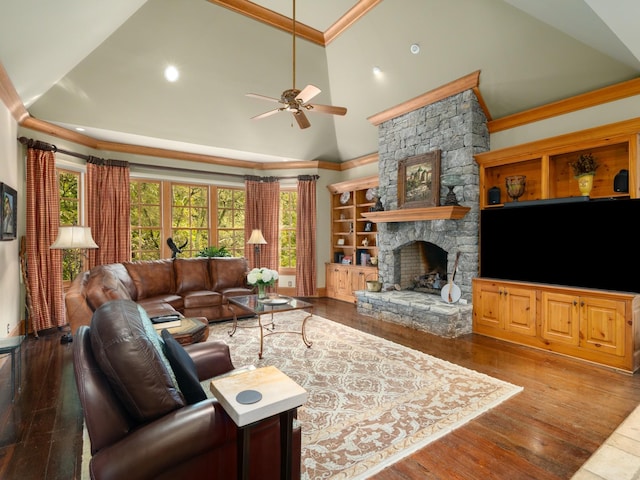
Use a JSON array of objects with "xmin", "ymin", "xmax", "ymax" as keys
[
  {"xmin": 25, "ymin": 143, "xmax": 65, "ymax": 334},
  {"xmin": 244, "ymin": 176, "xmax": 280, "ymax": 270},
  {"xmin": 86, "ymin": 158, "xmax": 131, "ymax": 267},
  {"xmin": 296, "ymin": 175, "xmax": 317, "ymax": 296}
]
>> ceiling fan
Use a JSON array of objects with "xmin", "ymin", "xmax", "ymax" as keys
[{"xmin": 246, "ymin": 0, "xmax": 347, "ymax": 129}]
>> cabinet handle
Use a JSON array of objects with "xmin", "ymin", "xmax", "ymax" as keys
[
  {"xmin": 580, "ymin": 301, "xmax": 585, "ymax": 307},
  {"xmin": 573, "ymin": 300, "xmax": 578, "ymax": 306}
]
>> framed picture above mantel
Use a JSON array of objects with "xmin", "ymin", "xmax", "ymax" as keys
[
  {"xmin": 1, "ymin": 183, "xmax": 17, "ymax": 241},
  {"xmin": 398, "ymin": 150, "xmax": 441, "ymax": 208}
]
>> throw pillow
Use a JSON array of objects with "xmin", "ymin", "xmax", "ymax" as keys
[{"xmin": 161, "ymin": 329, "xmax": 207, "ymax": 404}]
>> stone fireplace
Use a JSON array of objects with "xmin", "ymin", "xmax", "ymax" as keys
[{"xmin": 355, "ymin": 89, "xmax": 489, "ymax": 337}]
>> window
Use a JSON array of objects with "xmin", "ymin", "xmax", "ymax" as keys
[
  {"xmin": 61, "ymin": 171, "xmax": 295, "ymax": 269},
  {"xmin": 216, "ymin": 187, "xmax": 245, "ymax": 257},
  {"xmin": 130, "ymin": 180, "xmax": 162, "ymax": 260},
  {"xmin": 57, "ymin": 169, "xmax": 80, "ymax": 281},
  {"xmin": 171, "ymin": 183, "xmax": 209, "ymax": 257},
  {"xmin": 279, "ymin": 190, "xmax": 297, "ymax": 269}
]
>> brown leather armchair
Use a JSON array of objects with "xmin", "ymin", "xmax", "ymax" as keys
[{"xmin": 73, "ymin": 299, "xmax": 301, "ymax": 480}]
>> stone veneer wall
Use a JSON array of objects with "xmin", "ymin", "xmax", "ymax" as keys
[{"xmin": 375, "ymin": 90, "xmax": 490, "ymax": 302}]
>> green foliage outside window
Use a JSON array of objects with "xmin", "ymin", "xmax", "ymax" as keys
[
  {"xmin": 130, "ymin": 180, "xmax": 161, "ymax": 261},
  {"xmin": 280, "ymin": 190, "xmax": 297, "ymax": 268},
  {"xmin": 58, "ymin": 170, "xmax": 80, "ymax": 281},
  {"xmin": 171, "ymin": 184, "xmax": 209, "ymax": 257},
  {"xmin": 217, "ymin": 188, "xmax": 245, "ymax": 257}
]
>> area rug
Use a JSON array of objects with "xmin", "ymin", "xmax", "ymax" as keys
[{"xmin": 206, "ymin": 311, "xmax": 523, "ymax": 479}]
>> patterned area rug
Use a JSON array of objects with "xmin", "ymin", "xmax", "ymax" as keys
[{"xmin": 207, "ymin": 311, "xmax": 523, "ymax": 480}]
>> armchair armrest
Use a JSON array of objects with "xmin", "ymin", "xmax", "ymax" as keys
[
  {"xmin": 89, "ymin": 401, "xmax": 234, "ymax": 480},
  {"xmin": 184, "ymin": 341, "xmax": 234, "ymax": 380}
]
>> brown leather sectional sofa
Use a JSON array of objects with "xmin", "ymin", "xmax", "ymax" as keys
[{"xmin": 65, "ymin": 257, "xmax": 255, "ymax": 334}]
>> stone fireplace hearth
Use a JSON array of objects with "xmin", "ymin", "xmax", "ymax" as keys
[{"xmin": 355, "ymin": 89, "xmax": 489, "ymax": 338}]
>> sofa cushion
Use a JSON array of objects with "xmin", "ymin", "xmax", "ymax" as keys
[
  {"xmin": 161, "ymin": 329, "xmax": 207, "ymax": 404},
  {"xmin": 89, "ymin": 299, "xmax": 184, "ymax": 423},
  {"xmin": 85, "ymin": 267, "xmax": 132, "ymax": 311},
  {"xmin": 174, "ymin": 258, "xmax": 211, "ymax": 293},
  {"xmin": 182, "ymin": 290, "xmax": 222, "ymax": 308},
  {"xmin": 101, "ymin": 263, "xmax": 138, "ymax": 299},
  {"xmin": 124, "ymin": 259, "xmax": 175, "ymax": 300},
  {"xmin": 137, "ymin": 294, "xmax": 184, "ymax": 312},
  {"xmin": 210, "ymin": 257, "xmax": 249, "ymax": 291},
  {"xmin": 141, "ymin": 302, "xmax": 181, "ymax": 320}
]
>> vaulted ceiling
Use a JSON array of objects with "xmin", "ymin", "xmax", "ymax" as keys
[{"xmin": 1, "ymin": 0, "xmax": 639, "ymax": 165}]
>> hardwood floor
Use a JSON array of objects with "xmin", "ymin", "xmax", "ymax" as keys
[{"xmin": 1, "ymin": 297, "xmax": 639, "ymax": 479}]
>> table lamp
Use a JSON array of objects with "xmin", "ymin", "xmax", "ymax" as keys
[{"xmin": 247, "ymin": 229, "xmax": 267, "ymax": 268}]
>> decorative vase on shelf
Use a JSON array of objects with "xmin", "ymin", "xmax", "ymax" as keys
[
  {"xmin": 257, "ymin": 283, "xmax": 267, "ymax": 299},
  {"xmin": 505, "ymin": 175, "xmax": 526, "ymax": 202},
  {"xmin": 577, "ymin": 173, "xmax": 594, "ymax": 196}
]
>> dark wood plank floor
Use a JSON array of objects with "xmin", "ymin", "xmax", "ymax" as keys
[{"xmin": 1, "ymin": 297, "xmax": 639, "ymax": 479}]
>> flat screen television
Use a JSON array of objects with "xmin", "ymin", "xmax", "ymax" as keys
[{"xmin": 480, "ymin": 198, "xmax": 640, "ymax": 293}]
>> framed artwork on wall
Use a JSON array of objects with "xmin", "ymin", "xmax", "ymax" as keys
[
  {"xmin": 398, "ymin": 150, "xmax": 441, "ymax": 208},
  {"xmin": 1, "ymin": 183, "xmax": 17, "ymax": 241}
]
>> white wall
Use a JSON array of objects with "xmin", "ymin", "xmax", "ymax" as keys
[{"xmin": 0, "ymin": 102, "xmax": 22, "ymax": 338}]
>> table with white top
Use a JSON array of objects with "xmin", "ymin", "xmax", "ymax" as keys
[{"xmin": 210, "ymin": 365, "xmax": 307, "ymax": 480}]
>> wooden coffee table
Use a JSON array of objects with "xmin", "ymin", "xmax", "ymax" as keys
[
  {"xmin": 227, "ymin": 295, "xmax": 313, "ymax": 359},
  {"xmin": 160, "ymin": 317, "xmax": 209, "ymax": 345}
]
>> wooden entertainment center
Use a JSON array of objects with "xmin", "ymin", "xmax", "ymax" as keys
[{"xmin": 474, "ymin": 119, "xmax": 640, "ymax": 373}]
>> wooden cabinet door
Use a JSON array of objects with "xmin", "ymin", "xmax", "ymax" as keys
[
  {"xmin": 504, "ymin": 286, "xmax": 537, "ymax": 336},
  {"xmin": 473, "ymin": 281, "xmax": 504, "ymax": 330},
  {"xmin": 334, "ymin": 266, "xmax": 352, "ymax": 301},
  {"xmin": 326, "ymin": 264, "xmax": 337, "ymax": 298},
  {"xmin": 579, "ymin": 296, "xmax": 625, "ymax": 357},
  {"xmin": 541, "ymin": 291, "xmax": 580, "ymax": 346},
  {"xmin": 350, "ymin": 267, "xmax": 368, "ymax": 296}
]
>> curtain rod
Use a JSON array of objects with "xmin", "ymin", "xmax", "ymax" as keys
[{"xmin": 17, "ymin": 136, "xmax": 313, "ymax": 181}]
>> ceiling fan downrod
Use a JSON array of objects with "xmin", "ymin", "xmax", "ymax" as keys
[{"xmin": 292, "ymin": 0, "xmax": 296, "ymax": 91}]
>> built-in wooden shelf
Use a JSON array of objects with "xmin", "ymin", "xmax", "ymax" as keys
[{"xmin": 361, "ymin": 206, "xmax": 471, "ymax": 223}]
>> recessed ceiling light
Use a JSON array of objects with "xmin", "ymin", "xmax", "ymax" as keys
[
  {"xmin": 372, "ymin": 66, "xmax": 382, "ymax": 75},
  {"xmin": 164, "ymin": 65, "xmax": 179, "ymax": 82},
  {"xmin": 410, "ymin": 44, "xmax": 420, "ymax": 54}
]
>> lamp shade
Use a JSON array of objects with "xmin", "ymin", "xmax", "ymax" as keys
[
  {"xmin": 51, "ymin": 226, "xmax": 98, "ymax": 249},
  {"xmin": 247, "ymin": 229, "xmax": 267, "ymax": 245}
]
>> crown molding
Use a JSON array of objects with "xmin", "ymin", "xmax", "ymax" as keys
[
  {"xmin": 367, "ymin": 71, "xmax": 482, "ymax": 126},
  {"xmin": 208, "ymin": 0, "xmax": 380, "ymax": 46}
]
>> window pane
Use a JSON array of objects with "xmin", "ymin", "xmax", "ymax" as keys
[
  {"xmin": 217, "ymin": 188, "xmax": 245, "ymax": 257},
  {"xmin": 57, "ymin": 169, "xmax": 80, "ymax": 281},
  {"xmin": 130, "ymin": 180, "xmax": 162, "ymax": 261},
  {"xmin": 279, "ymin": 190, "xmax": 297, "ymax": 268},
  {"xmin": 172, "ymin": 184, "xmax": 209, "ymax": 257}
]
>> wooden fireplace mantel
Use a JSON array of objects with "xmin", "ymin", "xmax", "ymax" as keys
[{"xmin": 361, "ymin": 205, "xmax": 471, "ymax": 223}]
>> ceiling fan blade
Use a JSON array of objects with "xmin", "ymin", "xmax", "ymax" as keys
[
  {"xmin": 308, "ymin": 104, "xmax": 348, "ymax": 116},
  {"xmin": 294, "ymin": 110, "xmax": 311, "ymax": 129},
  {"xmin": 251, "ymin": 108, "xmax": 282, "ymax": 120},
  {"xmin": 295, "ymin": 84, "xmax": 321, "ymax": 104},
  {"xmin": 246, "ymin": 93, "xmax": 281, "ymax": 103}
]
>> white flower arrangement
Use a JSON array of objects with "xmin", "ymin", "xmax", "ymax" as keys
[{"xmin": 246, "ymin": 267, "xmax": 279, "ymax": 287}]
